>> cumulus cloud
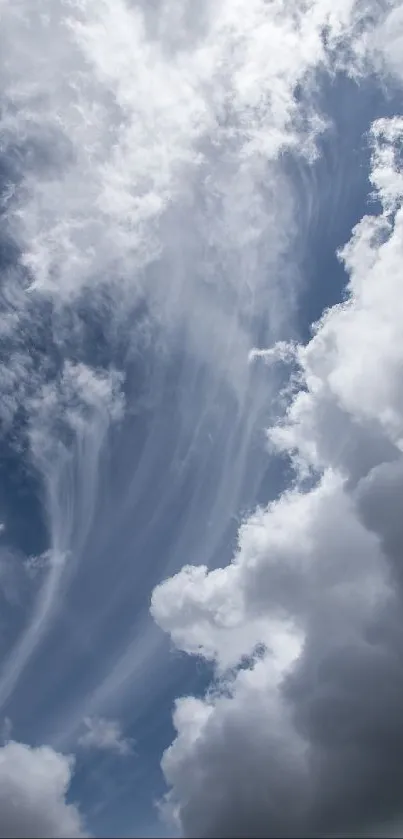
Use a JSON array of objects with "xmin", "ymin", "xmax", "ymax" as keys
[
  {"xmin": 0, "ymin": 717, "xmax": 12, "ymax": 743},
  {"xmin": 0, "ymin": 741, "xmax": 88, "ymax": 838},
  {"xmin": 78, "ymin": 716, "xmax": 133, "ymax": 757},
  {"xmin": 152, "ymin": 108, "xmax": 403, "ymax": 836}
]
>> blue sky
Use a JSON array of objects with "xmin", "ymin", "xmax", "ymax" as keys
[{"xmin": 1, "ymin": 2, "xmax": 403, "ymax": 838}]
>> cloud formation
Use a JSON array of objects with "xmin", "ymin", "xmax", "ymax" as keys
[
  {"xmin": 0, "ymin": 0, "xmax": 373, "ymax": 731},
  {"xmin": 0, "ymin": 741, "xmax": 88, "ymax": 838},
  {"xmin": 1, "ymin": 0, "xmax": 403, "ymax": 836},
  {"xmin": 152, "ymin": 107, "xmax": 403, "ymax": 837},
  {"xmin": 78, "ymin": 716, "xmax": 133, "ymax": 757}
]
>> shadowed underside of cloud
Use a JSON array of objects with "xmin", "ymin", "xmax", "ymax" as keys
[{"xmin": 151, "ymin": 106, "xmax": 403, "ymax": 839}]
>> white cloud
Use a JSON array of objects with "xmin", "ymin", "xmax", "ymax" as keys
[
  {"xmin": 0, "ymin": 717, "xmax": 12, "ymax": 744},
  {"xmin": 0, "ymin": 362, "xmax": 125, "ymax": 715},
  {"xmin": 0, "ymin": 0, "xmax": 386, "ymax": 373},
  {"xmin": 152, "ymin": 112, "xmax": 403, "ymax": 837},
  {"xmin": 270, "ymin": 117, "xmax": 403, "ymax": 473},
  {"xmin": 371, "ymin": 3, "xmax": 403, "ymax": 83},
  {"xmin": 248, "ymin": 341, "xmax": 298, "ymax": 367},
  {"xmin": 78, "ymin": 716, "xmax": 133, "ymax": 757},
  {"xmin": 0, "ymin": 0, "xmax": 392, "ymax": 457},
  {"xmin": 1, "ymin": 1, "xmax": 403, "ymax": 832},
  {"xmin": 0, "ymin": 741, "xmax": 88, "ymax": 838},
  {"xmin": 0, "ymin": 0, "xmax": 389, "ymax": 727}
]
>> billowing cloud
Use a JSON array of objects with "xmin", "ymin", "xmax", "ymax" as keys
[
  {"xmin": 78, "ymin": 716, "xmax": 133, "ymax": 756},
  {"xmin": 152, "ymin": 111, "xmax": 403, "ymax": 836},
  {"xmin": 0, "ymin": 741, "xmax": 88, "ymax": 838}
]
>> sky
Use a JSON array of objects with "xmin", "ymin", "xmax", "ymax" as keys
[{"xmin": 1, "ymin": 1, "xmax": 403, "ymax": 837}]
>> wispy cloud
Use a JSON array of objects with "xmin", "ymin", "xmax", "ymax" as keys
[
  {"xmin": 0, "ymin": 741, "xmax": 88, "ymax": 838},
  {"xmin": 0, "ymin": 363, "xmax": 124, "ymax": 713},
  {"xmin": 78, "ymin": 716, "xmax": 133, "ymax": 757},
  {"xmin": 0, "ymin": 0, "xmax": 344, "ymax": 720}
]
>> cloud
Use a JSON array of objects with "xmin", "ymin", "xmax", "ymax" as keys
[
  {"xmin": 78, "ymin": 716, "xmax": 133, "ymax": 757},
  {"xmin": 0, "ymin": 717, "xmax": 12, "ymax": 745},
  {"xmin": 0, "ymin": 741, "xmax": 88, "ymax": 838},
  {"xmin": 0, "ymin": 0, "xmax": 383, "ymax": 730},
  {"xmin": 1, "ymin": 0, "xmax": 403, "ymax": 833},
  {"xmin": 0, "ymin": 0, "xmax": 383, "ymax": 368},
  {"xmin": 151, "ymin": 112, "xmax": 403, "ymax": 836},
  {"xmin": 0, "ymin": 362, "xmax": 125, "ymax": 715},
  {"xmin": 248, "ymin": 341, "xmax": 298, "ymax": 367}
]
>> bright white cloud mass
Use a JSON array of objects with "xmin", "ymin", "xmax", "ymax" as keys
[{"xmin": 1, "ymin": 0, "xmax": 403, "ymax": 837}]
